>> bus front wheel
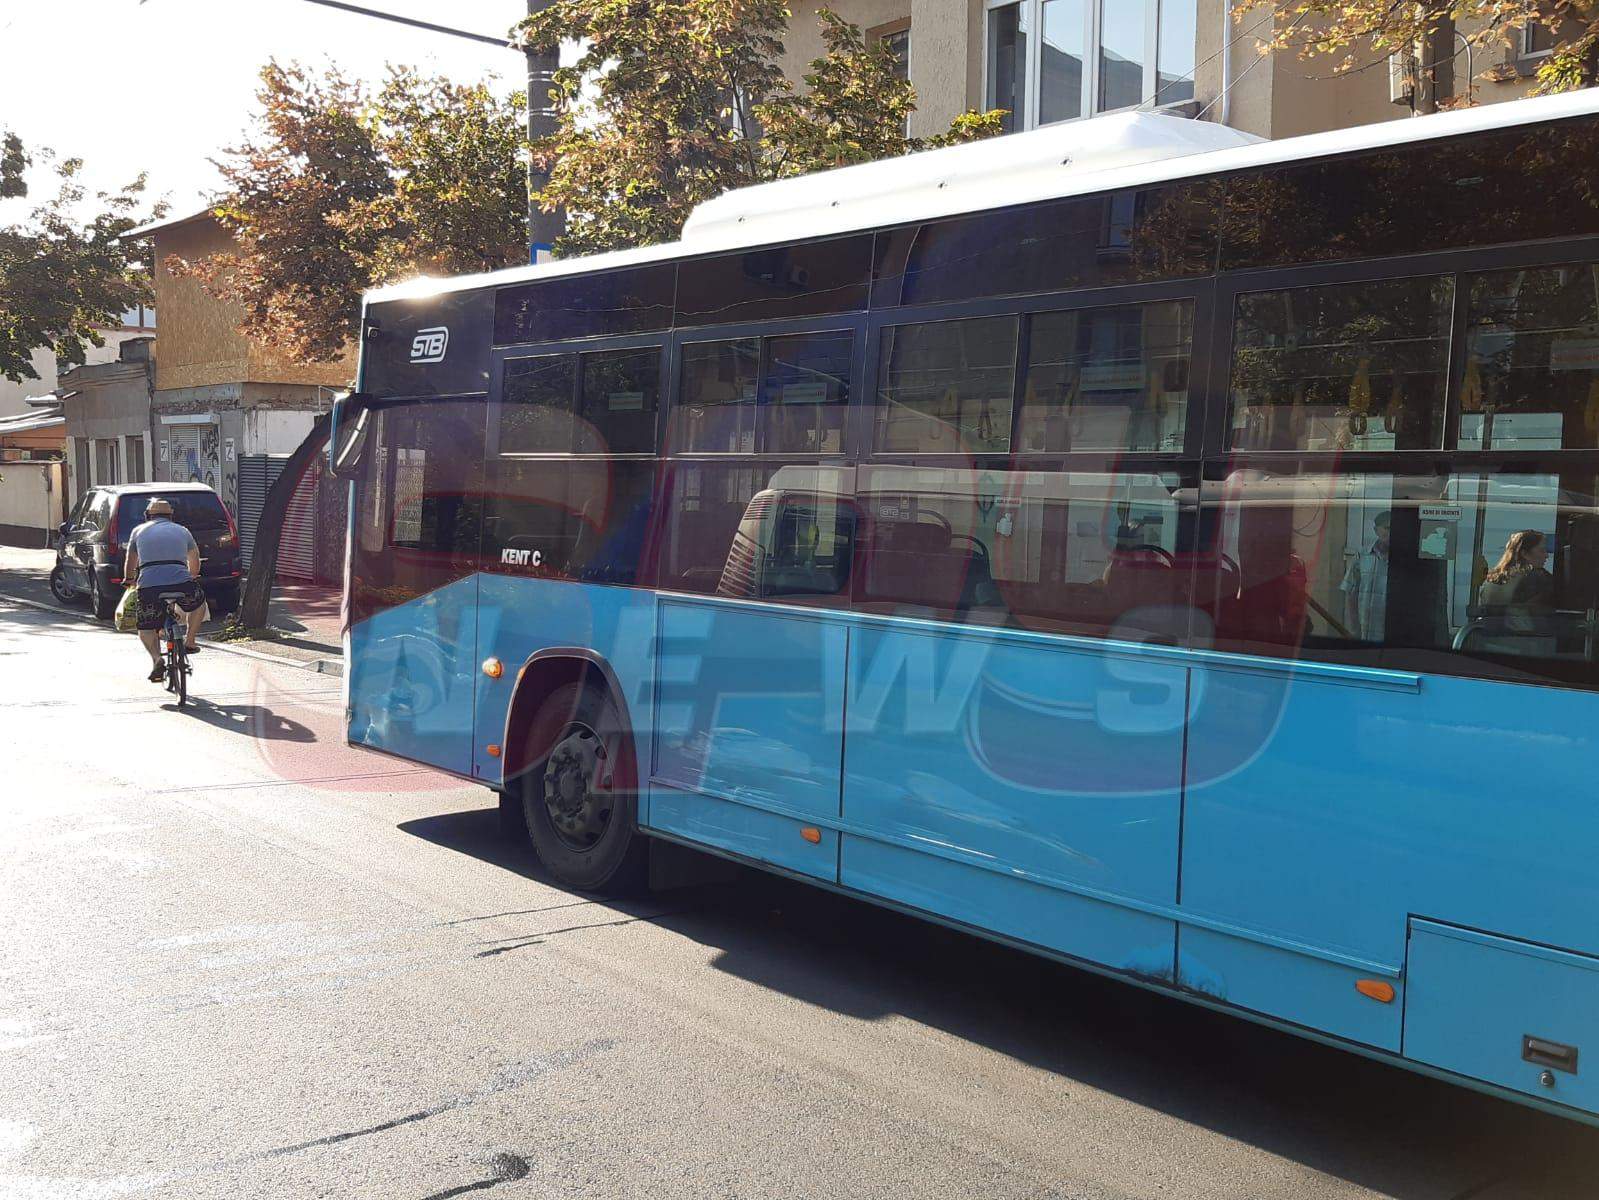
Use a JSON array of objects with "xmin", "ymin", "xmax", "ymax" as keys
[{"xmin": 519, "ymin": 681, "xmax": 648, "ymax": 895}]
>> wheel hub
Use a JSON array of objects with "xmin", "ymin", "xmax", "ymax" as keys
[{"xmin": 542, "ymin": 724, "xmax": 612, "ymax": 850}]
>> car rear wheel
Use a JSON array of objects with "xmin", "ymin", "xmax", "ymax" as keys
[
  {"xmin": 89, "ymin": 573, "xmax": 116, "ymax": 621},
  {"xmin": 518, "ymin": 681, "xmax": 648, "ymax": 895},
  {"xmin": 49, "ymin": 566, "xmax": 82, "ymax": 606}
]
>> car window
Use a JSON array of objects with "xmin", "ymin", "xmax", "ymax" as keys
[
  {"xmin": 116, "ymin": 492, "xmax": 230, "ymax": 538},
  {"xmin": 81, "ymin": 494, "xmax": 107, "ymax": 532},
  {"xmin": 65, "ymin": 493, "xmax": 89, "ymax": 529}
]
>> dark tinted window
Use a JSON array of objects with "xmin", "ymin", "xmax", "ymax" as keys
[
  {"xmin": 350, "ymin": 399, "xmax": 486, "ymax": 626},
  {"xmin": 671, "ymin": 333, "xmax": 854, "ymax": 456},
  {"xmin": 660, "ymin": 461, "xmax": 854, "ymax": 602},
  {"xmin": 116, "ymin": 492, "xmax": 230, "ymax": 538},
  {"xmin": 876, "ymin": 316, "xmax": 1018, "ymax": 455},
  {"xmin": 857, "ymin": 463, "xmax": 1191, "ymax": 639},
  {"xmin": 1461, "ymin": 262, "xmax": 1599, "ymax": 451},
  {"xmin": 494, "ymin": 264, "xmax": 676, "ymax": 344},
  {"xmin": 674, "ymin": 339, "xmax": 760, "ymax": 453},
  {"xmin": 871, "ymin": 184, "xmax": 1218, "ymax": 309},
  {"xmin": 503, "ymin": 349, "xmax": 661, "ymax": 455},
  {"xmin": 580, "ymin": 347, "xmax": 660, "ymax": 454},
  {"xmin": 675, "ymin": 236, "xmax": 873, "ymax": 325},
  {"xmin": 1228, "ymin": 275, "xmax": 1454, "ymax": 452},
  {"xmin": 1219, "ymin": 116, "xmax": 1599, "ymax": 271},
  {"xmin": 1020, "ymin": 299, "xmax": 1194, "ymax": 453},
  {"xmin": 1198, "ymin": 462, "xmax": 1599, "ymax": 689},
  {"xmin": 482, "ymin": 458, "xmax": 655, "ymax": 585},
  {"xmin": 762, "ymin": 332, "xmax": 851, "ymax": 455},
  {"xmin": 501, "ymin": 354, "xmax": 577, "ymax": 454}
]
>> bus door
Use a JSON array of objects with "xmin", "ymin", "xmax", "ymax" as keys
[{"xmin": 346, "ymin": 395, "xmax": 487, "ymax": 778}]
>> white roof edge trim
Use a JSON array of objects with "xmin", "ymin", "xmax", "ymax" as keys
[
  {"xmin": 681, "ymin": 110, "xmax": 1260, "ymax": 243},
  {"xmin": 368, "ymin": 87, "xmax": 1599, "ymax": 304}
]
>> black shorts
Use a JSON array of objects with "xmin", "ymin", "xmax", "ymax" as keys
[{"xmin": 137, "ymin": 581, "xmax": 206, "ymax": 631}]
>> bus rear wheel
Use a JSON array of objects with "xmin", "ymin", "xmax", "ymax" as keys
[{"xmin": 519, "ymin": 681, "xmax": 647, "ymax": 895}]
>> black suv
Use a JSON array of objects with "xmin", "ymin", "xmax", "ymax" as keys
[{"xmin": 50, "ymin": 483, "xmax": 242, "ymax": 620}]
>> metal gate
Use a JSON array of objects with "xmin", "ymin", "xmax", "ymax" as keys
[{"xmin": 238, "ymin": 454, "xmax": 316, "ymax": 581}]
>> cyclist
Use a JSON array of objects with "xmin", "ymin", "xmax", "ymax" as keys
[{"xmin": 123, "ymin": 498, "xmax": 208, "ymax": 682}]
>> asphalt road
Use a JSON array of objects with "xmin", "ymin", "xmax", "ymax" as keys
[{"xmin": 4, "ymin": 586, "xmax": 1599, "ymax": 1200}]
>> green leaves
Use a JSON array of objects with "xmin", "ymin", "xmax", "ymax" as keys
[
  {"xmin": 512, "ymin": 2, "xmax": 1003, "ymax": 255},
  {"xmin": 178, "ymin": 61, "xmax": 529, "ymax": 364},
  {"xmin": 1236, "ymin": 1, "xmax": 1599, "ymax": 96},
  {"xmin": 0, "ymin": 135, "xmax": 160, "ymax": 384}
]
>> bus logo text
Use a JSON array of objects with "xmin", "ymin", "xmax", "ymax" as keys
[
  {"xmin": 500, "ymin": 548, "xmax": 543, "ymax": 568},
  {"xmin": 410, "ymin": 326, "xmax": 449, "ymax": 363}
]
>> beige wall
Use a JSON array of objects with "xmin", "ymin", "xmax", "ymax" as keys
[
  {"xmin": 150, "ymin": 215, "xmax": 355, "ymax": 394},
  {"xmin": 794, "ymin": 2, "xmax": 1574, "ymax": 151},
  {"xmin": 778, "ymin": 0, "xmax": 985, "ymax": 140}
]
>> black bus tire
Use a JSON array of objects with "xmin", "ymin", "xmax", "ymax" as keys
[{"xmin": 519, "ymin": 681, "xmax": 648, "ymax": 895}]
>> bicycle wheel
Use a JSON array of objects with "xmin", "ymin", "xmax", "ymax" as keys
[{"xmin": 172, "ymin": 642, "xmax": 188, "ymax": 707}]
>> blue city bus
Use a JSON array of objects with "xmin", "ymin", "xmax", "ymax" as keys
[{"xmin": 332, "ymin": 89, "xmax": 1599, "ymax": 1122}]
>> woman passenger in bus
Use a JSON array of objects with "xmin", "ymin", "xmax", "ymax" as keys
[{"xmin": 1477, "ymin": 530, "xmax": 1556, "ymax": 647}]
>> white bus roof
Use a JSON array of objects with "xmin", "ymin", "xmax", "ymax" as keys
[{"xmin": 370, "ymin": 87, "xmax": 1599, "ymax": 304}]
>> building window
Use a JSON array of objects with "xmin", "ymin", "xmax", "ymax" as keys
[
  {"xmin": 1523, "ymin": 20, "xmax": 1558, "ymax": 59},
  {"xmin": 986, "ymin": 0, "xmax": 1196, "ymax": 132}
]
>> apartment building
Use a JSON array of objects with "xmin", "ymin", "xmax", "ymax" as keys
[{"xmin": 786, "ymin": 0, "xmax": 1561, "ymax": 143}]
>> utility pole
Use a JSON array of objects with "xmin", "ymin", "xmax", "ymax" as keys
[{"xmin": 525, "ymin": 0, "xmax": 563, "ymax": 262}]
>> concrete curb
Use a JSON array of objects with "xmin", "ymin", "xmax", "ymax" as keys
[{"xmin": 0, "ymin": 588, "xmax": 344, "ymax": 677}]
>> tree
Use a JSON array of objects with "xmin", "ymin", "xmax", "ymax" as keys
[
  {"xmin": 1, "ymin": 131, "xmax": 26, "ymax": 200},
  {"xmin": 514, "ymin": 3, "xmax": 1005, "ymax": 256},
  {"xmin": 168, "ymin": 63, "xmax": 391, "ymax": 365},
  {"xmin": 0, "ymin": 138, "xmax": 159, "ymax": 384},
  {"xmin": 170, "ymin": 61, "xmax": 529, "ymax": 365},
  {"xmin": 1236, "ymin": 1, "xmax": 1599, "ymax": 98}
]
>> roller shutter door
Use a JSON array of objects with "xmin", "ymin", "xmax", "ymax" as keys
[{"xmin": 238, "ymin": 454, "xmax": 316, "ymax": 581}]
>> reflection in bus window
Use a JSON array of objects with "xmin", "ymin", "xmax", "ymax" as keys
[
  {"xmin": 676, "ymin": 339, "xmax": 760, "ymax": 453},
  {"xmin": 481, "ymin": 458, "xmax": 655, "ymax": 584},
  {"xmin": 856, "ymin": 464, "xmax": 1189, "ymax": 638},
  {"xmin": 1200, "ymin": 467, "xmax": 1599, "ymax": 686},
  {"xmin": 1461, "ymin": 262, "xmax": 1599, "ymax": 451},
  {"xmin": 1019, "ymin": 299, "xmax": 1194, "ymax": 453},
  {"xmin": 661, "ymin": 462, "xmax": 853, "ymax": 603},
  {"xmin": 876, "ymin": 316, "xmax": 1018, "ymax": 455},
  {"xmin": 579, "ymin": 348, "xmax": 659, "ymax": 454},
  {"xmin": 502, "ymin": 354, "xmax": 577, "ymax": 454},
  {"xmin": 1228, "ymin": 276, "xmax": 1453, "ymax": 452},
  {"xmin": 761, "ymin": 332, "xmax": 852, "ymax": 455}
]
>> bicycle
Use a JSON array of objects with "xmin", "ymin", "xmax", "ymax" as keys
[{"xmin": 154, "ymin": 592, "xmax": 193, "ymax": 707}]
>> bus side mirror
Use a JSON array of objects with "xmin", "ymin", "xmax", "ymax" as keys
[{"xmin": 329, "ymin": 391, "xmax": 374, "ymax": 479}]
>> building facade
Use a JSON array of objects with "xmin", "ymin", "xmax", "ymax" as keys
[
  {"xmin": 784, "ymin": 0, "xmax": 1561, "ymax": 144},
  {"xmin": 57, "ymin": 337, "xmax": 157, "ymax": 507},
  {"xmin": 126, "ymin": 210, "xmax": 356, "ymax": 577}
]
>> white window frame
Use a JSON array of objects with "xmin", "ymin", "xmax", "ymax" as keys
[
  {"xmin": 1520, "ymin": 21, "xmax": 1557, "ymax": 62},
  {"xmin": 983, "ymin": 0, "xmax": 1190, "ymax": 132}
]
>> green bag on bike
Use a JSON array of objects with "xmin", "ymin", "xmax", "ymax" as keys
[{"xmin": 113, "ymin": 586, "xmax": 139, "ymax": 633}]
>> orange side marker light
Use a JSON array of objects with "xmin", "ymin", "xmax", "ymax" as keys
[
  {"xmin": 486, "ymin": 744, "xmax": 502, "ymax": 758},
  {"xmin": 800, "ymin": 826, "xmax": 822, "ymax": 844},
  {"xmin": 482, "ymin": 657, "xmax": 503, "ymax": 679},
  {"xmin": 1355, "ymin": 979, "xmax": 1395, "ymax": 1003}
]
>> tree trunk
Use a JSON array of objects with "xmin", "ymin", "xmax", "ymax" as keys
[{"xmin": 239, "ymin": 413, "xmax": 331, "ymax": 630}]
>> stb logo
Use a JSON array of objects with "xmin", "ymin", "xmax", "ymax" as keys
[{"xmin": 410, "ymin": 326, "xmax": 449, "ymax": 364}]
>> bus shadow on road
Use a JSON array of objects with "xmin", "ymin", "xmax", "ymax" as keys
[{"xmin": 401, "ymin": 804, "xmax": 1599, "ymax": 1199}]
